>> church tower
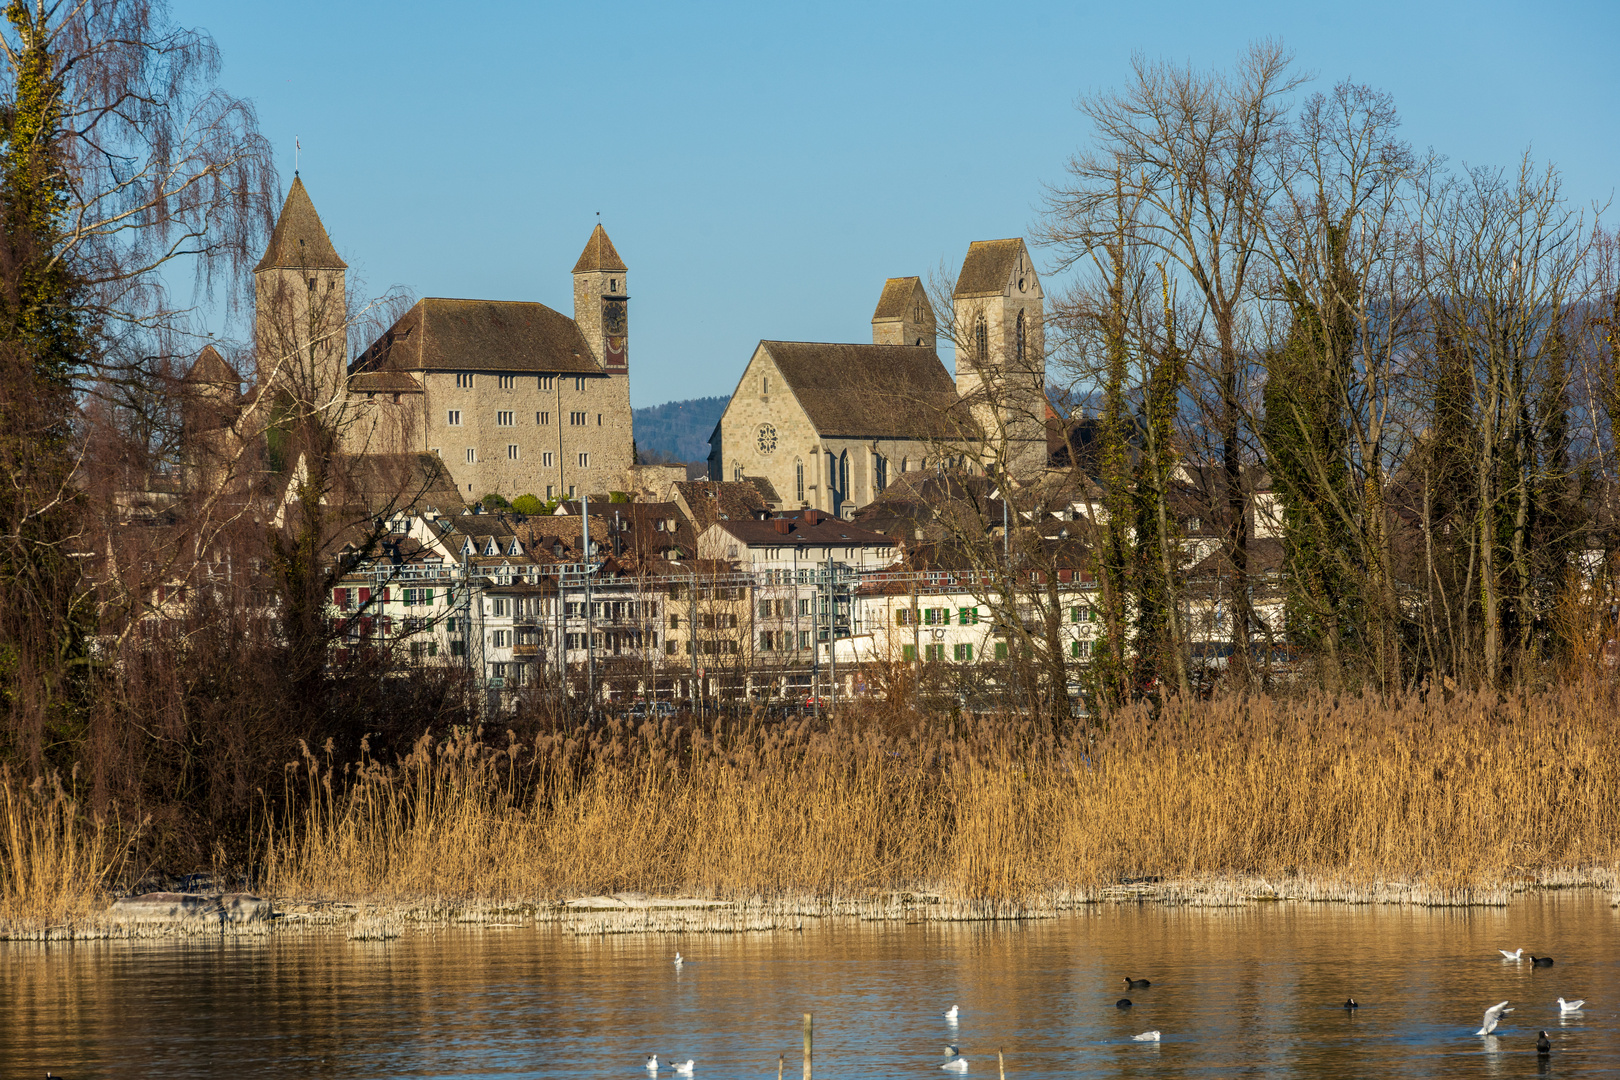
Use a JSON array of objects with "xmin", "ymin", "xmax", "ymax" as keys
[
  {"xmin": 572, "ymin": 223, "xmax": 629, "ymax": 375},
  {"xmin": 254, "ymin": 177, "xmax": 348, "ymax": 412},
  {"xmin": 951, "ymin": 238, "xmax": 1045, "ymax": 477},
  {"xmin": 871, "ymin": 277, "xmax": 935, "ymax": 348}
]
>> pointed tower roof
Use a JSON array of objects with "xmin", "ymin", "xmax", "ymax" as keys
[
  {"xmin": 182, "ymin": 344, "xmax": 241, "ymax": 385},
  {"xmin": 572, "ymin": 223, "xmax": 627, "ymax": 273},
  {"xmin": 952, "ymin": 238, "xmax": 1031, "ymax": 299},
  {"xmin": 872, "ymin": 276, "xmax": 925, "ymax": 320},
  {"xmin": 254, "ymin": 176, "xmax": 347, "ymax": 273}
]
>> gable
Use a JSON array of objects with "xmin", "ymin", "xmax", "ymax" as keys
[
  {"xmin": 953, "ymin": 238, "xmax": 1040, "ymax": 299},
  {"xmin": 761, "ymin": 341, "xmax": 961, "ymax": 440}
]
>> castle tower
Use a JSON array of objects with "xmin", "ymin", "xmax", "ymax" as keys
[
  {"xmin": 951, "ymin": 238, "xmax": 1045, "ymax": 476},
  {"xmin": 871, "ymin": 277, "xmax": 935, "ymax": 348},
  {"xmin": 254, "ymin": 177, "xmax": 348, "ymax": 412},
  {"xmin": 572, "ymin": 223, "xmax": 629, "ymax": 375},
  {"xmin": 180, "ymin": 344, "xmax": 244, "ymax": 486}
]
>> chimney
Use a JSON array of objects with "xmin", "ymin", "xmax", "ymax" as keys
[
  {"xmin": 803, "ymin": 509, "xmax": 820, "ymax": 526},
  {"xmin": 773, "ymin": 518, "xmax": 790, "ymax": 535}
]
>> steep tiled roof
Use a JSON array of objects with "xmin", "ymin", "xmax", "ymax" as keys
[
  {"xmin": 348, "ymin": 370, "xmax": 422, "ymax": 394},
  {"xmin": 183, "ymin": 345, "xmax": 240, "ymax": 385},
  {"xmin": 952, "ymin": 238, "xmax": 1027, "ymax": 298},
  {"xmin": 572, "ymin": 224, "xmax": 627, "ymax": 273},
  {"xmin": 872, "ymin": 276, "xmax": 923, "ymax": 320},
  {"xmin": 352, "ymin": 298, "xmax": 602, "ymax": 375},
  {"xmin": 255, "ymin": 177, "xmax": 347, "ymax": 272},
  {"xmin": 707, "ymin": 511, "xmax": 894, "ymax": 548},
  {"xmin": 761, "ymin": 341, "xmax": 961, "ymax": 440},
  {"xmin": 673, "ymin": 480, "xmax": 768, "ymax": 531}
]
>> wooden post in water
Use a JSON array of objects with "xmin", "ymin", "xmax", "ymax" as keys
[
  {"xmin": 777, "ymin": 1053, "xmax": 784, "ymax": 1080},
  {"xmin": 998, "ymin": 1049, "xmax": 1005, "ymax": 1079},
  {"xmin": 802, "ymin": 1013, "xmax": 813, "ymax": 1080}
]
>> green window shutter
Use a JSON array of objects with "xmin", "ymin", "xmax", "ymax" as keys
[
  {"xmin": 1071, "ymin": 639, "xmax": 1082, "ymax": 658},
  {"xmin": 995, "ymin": 641, "xmax": 1009, "ymax": 660},
  {"xmin": 903, "ymin": 644, "xmax": 917, "ymax": 661}
]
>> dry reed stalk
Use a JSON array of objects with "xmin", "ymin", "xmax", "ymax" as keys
[
  {"xmin": 245, "ymin": 685, "xmax": 1620, "ymax": 907},
  {"xmin": 0, "ymin": 768, "xmax": 123, "ymax": 931}
]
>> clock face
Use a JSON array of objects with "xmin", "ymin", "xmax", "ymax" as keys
[
  {"xmin": 756, "ymin": 423, "xmax": 778, "ymax": 454},
  {"xmin": 602, "ymin": 299, "xmax": 627, "ymax": 335}
]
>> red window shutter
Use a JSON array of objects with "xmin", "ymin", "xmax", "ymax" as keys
[
  {"xmin": 359, "ymin": 587, "xmax": 371, "ymax": 604},
  {"xmin": 379, "ymin": 588, "xmax": 390, "ymax": 603},
  {"xmin": 334, "ymin": 588, "xmax": 347, "ymax": 607}
]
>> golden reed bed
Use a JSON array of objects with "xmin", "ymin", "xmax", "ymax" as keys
[{"xmin": 6, "ymin": 684, "xmax": 1620, "ymax": 933}]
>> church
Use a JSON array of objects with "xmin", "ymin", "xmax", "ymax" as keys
[
  {"xmin": 706, "ymin": 237, "xmax": 1046, "ymax": 516},
  {"xmin": 187, "ymin": 178, "xmax": 637, "ymax": 501}
]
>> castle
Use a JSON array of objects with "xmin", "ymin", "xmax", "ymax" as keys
[{"xmin": 186, "ymin": 178, "xmax": 637, "ymax": 501}]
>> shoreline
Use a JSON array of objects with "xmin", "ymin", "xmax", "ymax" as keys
[{"xmin": 6, "ymin": 869, "xmax": 1618, "ymax": 943}]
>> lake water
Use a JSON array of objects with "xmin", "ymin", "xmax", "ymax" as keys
[{"xmin": 4, "ymin": 891, "xmax": 1618, "ymax": 1078}]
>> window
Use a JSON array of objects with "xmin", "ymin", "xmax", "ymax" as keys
[
  {"xmin": 959, "ymin": 607, "xmax": 980, "ymax": 625},
  {"xmin": 1071, "ymin": 640, "xmax": 1090, "ymax": 659},
  {"xmin": 903, "ymin": 644, "xmax": 917, "ymax": 662},
  {"xmin": 497, "ymin": 411, "xmax": 514, "ymax": 426},
  {"xmin": 975, "ymin": 315, "xmax": 987, "ymax": 363},
  {"xmin": 508, "ymin": 445, "xmax": 520, "ymax": 461},
  {"xmin": 798, "ymin": 630, "xmax": 811, "ymax": 650},
  {"xmin": 574, "ymin": 376, "xmax": 586, "ymax": 392},
  {"xmin": 954, "ymin": 643, "xmax": 973, "ymax": 662},
  {"xmin": 431, "ymin": 447, "xmax": 441, "ymax": 457},
  {"xmin": 895, "ymin": 609, "xmax": 913, "ymax": 626},
  {"xmin": 539, "ymin": 375, "xmax": 553, "ymax": 390},
  {"xmin": 456, "ymin": 373, "xmax": 474, "ymax": 389},
  {"xmin": 570, "ymin": 411, "xmax": 586, "ymax": 425},
  {"xmin": 546, "ymin": 484, "xmax": 554, "ymax": 498},
  {"xmin": 492, "ymin": 598, "xmax": 510, "ymax": 616},
  {"xmin": 497, "ymin": 374, "xmax": 515, "ymax": 390},
  {"xmin": 923, "ymin": 607, "xmax": 948, "ymax": 626},
  {"xmin": 491, "ymin": 630, "xmax": 510, "ymax": 648},
  {"xmin": 577, "ymin": 452, "xmax": 589, "ymax": 467},
  {"xmin": 799, "ymin": 598, "xmax": 811, "ymax": 617},
  {"xmin": 874, "ymin": 455, "xmax": 887, "ymax": 493},
  {"xmin": 542, "ymin": 452, "xmax": 554, "ymax": 467},
  {"xmin": 759, "ymin": 599, "xmax": 773, "ymax": 618},
  {"xmin": 446, "ymin": 410, "xmax": 462, "ymax": 426},
  {"xmin": 759, "ymin": 631, "xmax": 775, "ymax": 651},
  {"xmin": 995, "ymin": 642, "xmax": 1009, "ymax": 660},
  {"xmin": 762, "ymin": 375, "xmax": 769, "ymax": 395},
  {"xmin": 1015, "ymin": 310, "xmax": 1025, "ymax": 362},
  {"xmin": 538, "ymin": 411, "xmax": 549, "ymax": 425},
  {"xmin": 597, "ymin": 413, "xmax": 603, "ymax": 425},
  {"xmin": 925, "ymin": 644, "xmax": 944, "ymax": 661},
  {"xmin": 450, "ymin": 641, "xmax": 467, "ymax": 657},
  {"xmin": 465, "ymin": 448, "xmax": 476, "ymax": 463},
  {"xmin": 796, "ymin": 459, "xmax": 805, "ymax": 502},
  {"xmin": 1070, "ymin": 605, "xmax": 1093, "ymax": 624}
]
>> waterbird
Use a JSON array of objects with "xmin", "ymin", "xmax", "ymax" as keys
[
  {"xmin": 939, "ymin": 1047, "xmax": 968, "ymax": 1072},
  {"xmin": 1477, "ymin": 1001, "xmax": 1514, "ymax": 1035},
  {"xmin": 672, "ymin": 1061, "xmax": 694, "ymax": 1076},
  {"xmin": 1344, "ymin": 999, "xmax": 1359, "ymax": 1010},
  {"xmin": 1531, "ymin": 955, "xmax": 1555, "ymax": 967},
  {"xmin": 1538, "ymin": 1030, "xmax": 1552, "ymax": 1055},
  {"xmin": 1133, "ymin": 1031, "xmax": 1161, "ymax": 1042},
  {"xmin": 646, "ymin": 1055, "xmax": 659, "ymax": 1073},
  {"xmin": 1116, "ymin": 998, "xmax": 1132, "ymax": 1009},
  {"xmin": 673, "ymin": 952, "xmax": 683, "ymax": 968},
  {"xmin": 1558, "ymin": 997, "xmax": 1586, "ymax": 1013},
  {"xmin": 1499, "ymin": 948, "xmax": 1524, "ymax": 960},
  {"xmin": 1123, "ymin": 977, "xmax": 1152, "ymax": 990},
  {"xmin": 945, "ymin": 1005, "xmax": 959, "ymax": 1022}
]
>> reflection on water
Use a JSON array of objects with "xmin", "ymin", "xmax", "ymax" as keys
[{"xmin": 4, "ymin": 891, "xmax": 1617, "ymax": 1078}]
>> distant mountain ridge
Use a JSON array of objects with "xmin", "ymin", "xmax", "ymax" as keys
[{"xmin": 633, "ymin": 395, "xmax": 727, "ymax": 463}]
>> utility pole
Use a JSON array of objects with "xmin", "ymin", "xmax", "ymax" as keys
[{"xmin": 583, "ymin": 502, "xmax": 595, "ymax": 717}]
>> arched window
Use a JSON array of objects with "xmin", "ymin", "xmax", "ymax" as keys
[
  {"xmin": 1016, "ymin": 310, "xmax": 1025, "ymax": 363},
  {"xmin": 795, "ymin": 459, "xmax": 805, "ymax": 502},
  {"xmin": 901, "ymin": 456, "xmax": 909, "ymax": 473},
  {"xmin": 974, "ymin": 315, "xmax": 987, "ymax": 363},
  {"xmin": 733, "ymin": 463, "xmax": 742, "ymax": 481},
  {"xmin": 874, "ymin": 454, "xmax": 888, "ymax": 493},
  {"xmin": 838, "ymin": 451, "xmax": 849, "ymax": 510}
]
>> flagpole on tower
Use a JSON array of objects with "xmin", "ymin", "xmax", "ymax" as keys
[{"xmin": 295, "ymin": 137, "xmax": 301, "ymax": 176}]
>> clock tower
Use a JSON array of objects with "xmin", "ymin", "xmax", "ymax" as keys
[{"xmin": 572, "ymin": 223, "xmax": 629, "ymax": 375}]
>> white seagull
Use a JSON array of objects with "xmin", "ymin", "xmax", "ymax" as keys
[
  {"xmin": 1478, "ymin": 1001, "xmax": 1514, "ymax": 1035},
  {"xmin": 673, "ymin": 952, "xmax": 683, "ymax": 968},
  {"xmin": 1498, "ymin": 948, "xmax": 1524, "ymax": 960},
  {"xmin": 940, "ymin": 1045, "xmax": 968, "ymax": 1072},
  {"xmin": 1133, "ymin": 1030, "xmax": 1162, "ymax": 1042},
  {"xmin": 945, "ymin": 1005, "xmax": 959, "ymax": 1022},
  {"xmin": 646, "ymin": 1055, "xmax": 659, "ymax": 1073},
  {"xmin": 672, "ymin": 1061, "xmax": 694, "ymax": 1076},
  {"xmin": 1558, "ymin": 997, "xmax": 1586, "ymax": 1013}
]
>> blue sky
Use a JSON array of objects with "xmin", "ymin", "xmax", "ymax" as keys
[{"xmin": 172, "ymin": 0, "xmax": 1619, "ymax": 408}]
